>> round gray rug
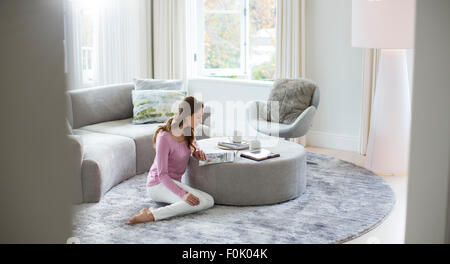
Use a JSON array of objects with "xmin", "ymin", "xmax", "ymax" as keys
[{"xmin": 72, "ymin": 152, "xmax": 395, "ymax": 244}]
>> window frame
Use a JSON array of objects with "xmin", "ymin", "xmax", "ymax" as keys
[
  {"xmin": 197, "ymin": 0, "xmax": 253, "ymax": 78},
  {"xmin": 74, "ymin": 4, "xmax": 100, "ymax": 87}
]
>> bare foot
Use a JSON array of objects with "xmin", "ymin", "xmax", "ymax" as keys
[{"xmin": 125, "ymin": 208, "xmax": 155, "ymax": 225}]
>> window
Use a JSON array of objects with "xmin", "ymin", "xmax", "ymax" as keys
[
  {"xmin": 67, "ymin": 0, "xmax": 99, "ymax": 87},
  {"xmin": 197, "ymin": 0, "xmax": 276, "ymax": 80},
  {"xmin": 66, "ymin": 0, "xmax": 149, "ymax": 89},
  {"xmin": 78, "ymin": 5, "xmax": 97, "ymax": 85}
]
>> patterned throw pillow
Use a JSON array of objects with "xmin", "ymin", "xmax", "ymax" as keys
[
  {"xmin": 133, "ymin": 78, "xmax": 183, "ymax": 90},
  {"xmin": 132, "ymin": 90, "xmax": 187, "ymax": 124}
]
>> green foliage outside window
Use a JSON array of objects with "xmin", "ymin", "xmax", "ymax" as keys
[{"xmin": 204, "ymin": 0, "xmax": 276, "ymax": 81}]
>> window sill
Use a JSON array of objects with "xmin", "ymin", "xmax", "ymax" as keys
[{"xmin": 188, "ymin": 76, "xmax": 274, "ymax": 87}]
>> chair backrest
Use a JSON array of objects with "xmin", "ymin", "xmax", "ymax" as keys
[
  {"xmin": 266, "ymin": 78, "xmax": 319, "ymax": 125},
  {"xmin": 291, "ymin": 78, "xmax": 320, "ymax": 109},
  {"xmin": 310, "ymin": 85, "xmax": 320, "ymax": 109},
  {"xmin": 272, "ymin": 78, "xmax": 320, "ymax": 109}
]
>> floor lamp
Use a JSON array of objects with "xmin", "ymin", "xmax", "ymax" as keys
[{"xmin": 352, "ymin": 0, "xmax": 416, "ymax": 175}]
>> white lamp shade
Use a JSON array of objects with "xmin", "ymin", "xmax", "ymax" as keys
[{"xmin": 352, "ymin": 0, "xmax": 416, "ymax": 48}]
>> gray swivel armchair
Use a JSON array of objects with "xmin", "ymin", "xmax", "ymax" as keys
[{"xmin": 247, "ymin": 78, "xmax": 320, "ymax": 140}]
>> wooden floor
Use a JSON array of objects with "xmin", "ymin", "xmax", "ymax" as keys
[{"xmin": 306, "ymin": 146, "xmax": 408, "ymax": 244}]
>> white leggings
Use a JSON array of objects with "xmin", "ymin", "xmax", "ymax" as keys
[{"xmin": 146, "ymin": 180, "xmax": 214, "ymax": 221}]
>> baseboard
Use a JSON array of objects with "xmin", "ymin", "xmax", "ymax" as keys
[{"xmin": 307, "ymin": 131, "xmax": 360, "ymax": 152}]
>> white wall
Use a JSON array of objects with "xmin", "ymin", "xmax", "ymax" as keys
[
  {"xmin": 305, "ymin": 0, "xmax": 364, "ymax": 152},
  {"xmin": 405, "ymin": 0, "xmax": 450, "ymax": 244}
]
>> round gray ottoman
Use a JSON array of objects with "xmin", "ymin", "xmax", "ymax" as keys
[{"xmin": 184, "ymin": 138, "xmax": 307, "ymax": 206}]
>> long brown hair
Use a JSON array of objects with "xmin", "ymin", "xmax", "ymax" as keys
[{"xmin": 153, "ymin": 96, "xmax": 204, "ymax": 153}]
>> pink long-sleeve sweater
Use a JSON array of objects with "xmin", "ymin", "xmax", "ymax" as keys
[{"xmin": 147, "ymin": 130, "xmax": 199, "ymax": 198}]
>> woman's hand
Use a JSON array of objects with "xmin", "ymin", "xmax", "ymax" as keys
[
  {"xmin": 182, "ymin": 192, "xmax": 200, "ymax": 206},
  {"xmin": 193, "ymin": 149, "xmax": 206, "ymax": 161}
]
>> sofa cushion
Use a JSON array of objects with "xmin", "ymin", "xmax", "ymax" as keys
[
  {"xmin": 131, "ymin": 89, "xmax": 187, "ymax": 124},
  {"xmin": 133, "ymin": 78, "xmax": 184, "ymax": 90},
  {"xmin": 79, "ymin": 118, "xmax": 212, "ymax": 175},
  {"xmin": 72, "ymin": 130, "xmax": 136, "ymax": 203},
  {"xmin": 78, "ymin": 118, "xmax": 160, "ymax": 174},
  {"xmin": 67, "ymin": 83, "xmax": 134, "ymax": 129}
]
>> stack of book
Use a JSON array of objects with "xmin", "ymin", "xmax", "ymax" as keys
[{"xmin": 217, "ymin": 141, "xmax": 249, "ymax": 150}]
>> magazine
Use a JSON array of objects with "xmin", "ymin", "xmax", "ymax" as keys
[
  {"xmin": 240, "ymin": 149, "xmax": 280, "ymax": 161},
  {"xmin": 199, "ymin": 151, "xmax": 236, "ymax": 166}
]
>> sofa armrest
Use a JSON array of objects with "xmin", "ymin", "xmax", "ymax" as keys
[
  {"xmin": 67, "ymin": 135, "xmax": 84, "ymax": 204},
  {"xmin": 286, "ymin": 106, "xmax": 317, "ymax": 138}
]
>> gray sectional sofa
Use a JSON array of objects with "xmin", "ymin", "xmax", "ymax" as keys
[{"xmin": 66, "ymin": 83, "xmax": 210, "ymax": 203}]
